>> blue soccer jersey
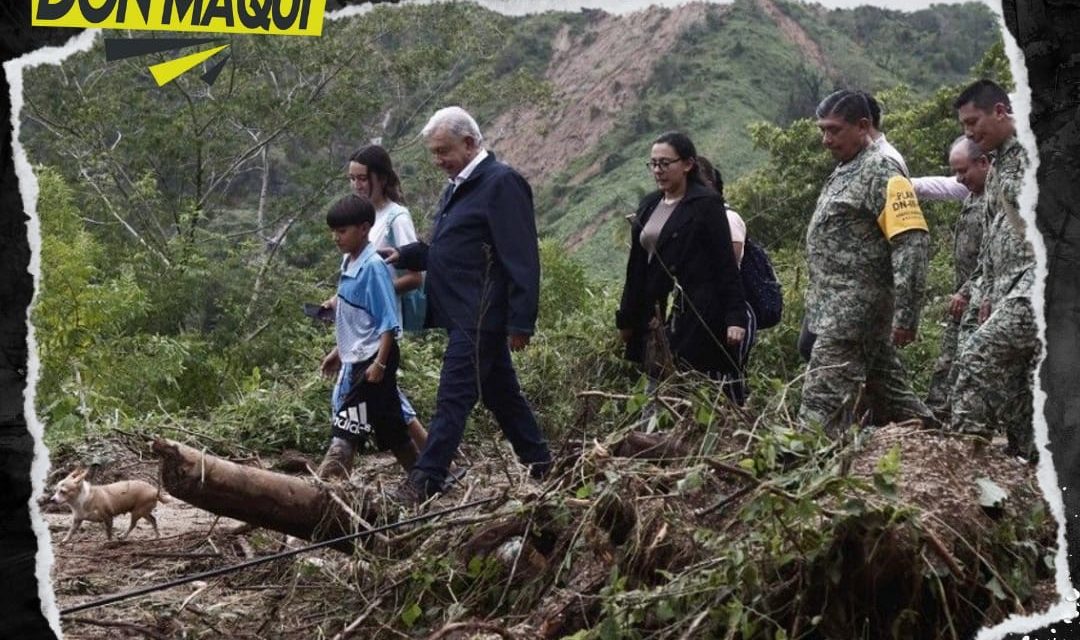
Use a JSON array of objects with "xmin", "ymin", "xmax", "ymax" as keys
[{"xmin": 334, "ymin": 243, "xmax": 401, "ymax": 364}]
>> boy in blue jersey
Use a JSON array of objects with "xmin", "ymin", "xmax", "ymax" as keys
[{"xmin": 317, "ymin": 195, "xmax": 418, "ymax": 481}]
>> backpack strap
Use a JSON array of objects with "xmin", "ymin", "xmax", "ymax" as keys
[{"xmin": 383, "ymin": 205, "xmax": 408, "ymax": 249}]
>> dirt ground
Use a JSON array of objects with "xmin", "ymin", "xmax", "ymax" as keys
[
  {"xmin": 41, "ymin": 439, "xmax": 529, "ymax": 639},
  {"xmin": 42, "ymin": 446, "xmax": 393, "ymax": 639}
]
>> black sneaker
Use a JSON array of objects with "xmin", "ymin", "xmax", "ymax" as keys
[
  {"xmin": 440, "ymin": 466, "xmax": 469, "ymax": 492},
  {"xmin": 528, "ymin": 458, "xmax": 552, "ymax": 481}
]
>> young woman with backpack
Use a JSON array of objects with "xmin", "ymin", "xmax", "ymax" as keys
[
  {"xmin": 321, "ymin": 144, "xmax": 429, "ymax": 452},
  {"xmin": 616, "ymin": 133, "xmax": 750, "ymax": 405},
  {"xmin": 697, "ymin": 156, "xmax": 783, "ymax": 403}
]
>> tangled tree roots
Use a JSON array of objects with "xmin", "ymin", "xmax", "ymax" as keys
[
  {"xmin": 520, "ymin": 419, "xmax": 1053, "ymax": 638},
  {"xmin": 461, "ymin": 517, "xmax": 554, "ymax": 583}
]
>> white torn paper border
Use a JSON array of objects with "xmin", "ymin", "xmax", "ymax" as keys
[
  {"xmin": 975, "ymin": 0, "xmax": 1077, "ymax": 636},
  {"xmin": 5, "ymin": 27, "xmax": 100, "ymax": 639},
  {"xmin": 5, "ymin": 1, "xmax": 1071, "ymax": 638}
]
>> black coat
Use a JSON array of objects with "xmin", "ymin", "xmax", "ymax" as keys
[
  {"xmin": 397, "ymin": 153, "xmax": 540, "ymax": 335},
  {"xmin": 616, "ymin": 181, "xmax": 747, "ymax": 375}
]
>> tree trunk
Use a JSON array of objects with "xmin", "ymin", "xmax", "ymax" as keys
[{"xmin": 151, "ymin": 438, "xmax": 359, "ymax": 552}]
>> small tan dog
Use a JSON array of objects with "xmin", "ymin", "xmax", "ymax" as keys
[{"xmin": 50, "ymin": 468, "xmax": 168, "ymax": 543}]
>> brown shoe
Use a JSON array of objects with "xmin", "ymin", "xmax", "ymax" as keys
[
  {"xmin": 385, "ymin": 477, "xmax": 423, "ymax": 506},
  {"xmin": 385, "ymin": 470, "xmax": 437, "ymax": 506},
  {"xmin": 317, "ymin": 438, "xmax": 355, "ymax": 481}
]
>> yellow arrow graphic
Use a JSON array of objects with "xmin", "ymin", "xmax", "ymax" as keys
[{"xmin": 148, "ymin": 44, "xmax": 230, "ymax": 86}]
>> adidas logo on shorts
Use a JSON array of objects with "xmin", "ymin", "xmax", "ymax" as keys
[{"xmin": 334, "ymin": 404, "xmax": 372, "ymax": 437}]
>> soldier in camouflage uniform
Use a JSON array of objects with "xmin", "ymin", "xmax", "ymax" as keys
[
  {"xmin": 799, "ymin": 90, "xmax": 934, "ymax": 433},
  {"xmin": 925, "ymin": 137, "xmax": 991, "ymax": 417},
  {"xmin": 949, "ymin": 80, "xmax": 1039, "ymax": 460}
]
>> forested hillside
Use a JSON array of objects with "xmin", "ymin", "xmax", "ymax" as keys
[
  {"xmin": 518, "ymin": 0, "xmax": 1000, "ymax": 273},
  {"xmin": 21, "ymin": 0, "xmax": 998, "ymax": 277},
  {"xmin": 21, "ymin": 2, "xmax": 1057, "ymax": 639}
]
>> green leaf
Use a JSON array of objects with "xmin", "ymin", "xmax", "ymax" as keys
[
  {"xmin": 1044, "ymin": 553, "xmax": 1057, "ymax": 571},
  {"xmin": 677, "ymin": 468, "xmax": 704, "ymax": 494},
  {"xmin": 873, "ymin": 473, "xmax": 898, "ymax": 498},
  {"xmin": 400, "ymin": 602, "xmax": 422, "ymax": 628},
  {"xmin": 695, "ymin": 402, "xmax": 714, "ymax": 425},
  {"xmin": 975, "ymin": 477, "xmax": 1009, "ymax": 509},
  {"xmin": 467, "ymin": 555, "xmax": 485, "ymax": 577},
  {"xmin": 985, "ymin": 577, "xmax": 1007, "ymax": 601},
  {"xmin": 600, "ymin": 616, "xmax": 621, "ymax": 640},
  {"xmin": 655, "ymin": 599, "xmax": 676, "ymax": 623},
  {"xmin": 873, "ymin": 443, "xmax": 902, "ymax": 498},
  {"xmin": 874, "ymin": 443, "xmax": 902, "ymax": 477},
  {"xmin": 576, "ymin": 483, "xmax": 594, "ymax": 499}
]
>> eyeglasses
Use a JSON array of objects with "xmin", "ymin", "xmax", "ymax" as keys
[{"xmin": 646, "ymin": 158, "xmax": 681, "ymax": 171}]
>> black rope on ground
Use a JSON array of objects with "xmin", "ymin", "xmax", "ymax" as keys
[{"xmin": 60, "ymin": 495, "xmax": 500, "ymax": 616}]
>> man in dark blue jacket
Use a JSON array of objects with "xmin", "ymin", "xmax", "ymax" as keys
[{"xmin": 389, "ymin": 106, "xmax": 551, "ymax": 502}]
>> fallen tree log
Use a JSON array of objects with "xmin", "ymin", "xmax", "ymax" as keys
[{"xmin": 151, "ymin": 438, "xmax": 360, "ymax": 553}]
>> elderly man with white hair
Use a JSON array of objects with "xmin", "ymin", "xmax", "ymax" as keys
[{"xmin": 387, "ymin": 106, "xmax": 552, "ymax": 503}]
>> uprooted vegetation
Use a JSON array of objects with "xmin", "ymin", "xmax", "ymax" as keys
[
  {"xmin": 47, "ymin": 372, "xmax": 1056, "ymax": 640},
  {"xmin": 24, "ymin": 4, "xmax": 1040, "ymax": 636}
]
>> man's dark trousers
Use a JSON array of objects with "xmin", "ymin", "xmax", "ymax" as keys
[{"xmin": 411, "ymin": 329, "xmax": 551, "ymax": 493}]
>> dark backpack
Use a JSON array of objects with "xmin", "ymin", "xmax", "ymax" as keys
[{"xmin": 740, "ymin": 238, "xmax": 783, "ymax": 329}]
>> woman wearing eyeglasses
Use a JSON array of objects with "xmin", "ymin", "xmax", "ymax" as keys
[
  {"xmin": 616, "ymin": 132, "xmax": 749, "ymax": 404},
  {"xmin": 321, "ymin": 144, "xmax": 429, "ymax": 452}
]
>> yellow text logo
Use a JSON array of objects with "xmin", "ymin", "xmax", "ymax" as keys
[{"xmin": 32, "ymin": 0, "xmax": 326, "ymax": 37}]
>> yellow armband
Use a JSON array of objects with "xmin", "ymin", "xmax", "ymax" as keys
[{"xmin": 878, "ymin": 176, "xmax": 928, "ymax": 240}]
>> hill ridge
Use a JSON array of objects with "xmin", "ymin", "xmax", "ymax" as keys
[{"xmin": 486, "ymin": 3, "xmax": 716, "ymax": 185}]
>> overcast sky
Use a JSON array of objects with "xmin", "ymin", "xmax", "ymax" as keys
[{"xmin": 470, "ymin": 0, "xmax": 994, "ymax": 17}]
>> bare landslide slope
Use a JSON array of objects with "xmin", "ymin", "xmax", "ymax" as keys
[
  {"xmin": 755, "ymin": 0, "xmax": 834, "ymax": 78},
  {"xmin": 485, "ymin": 3, "xmax": 715, "ymax": 185}
]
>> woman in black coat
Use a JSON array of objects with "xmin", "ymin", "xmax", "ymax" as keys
[{"xmin": 616, "ymin": 132, "xmax": 749, "ymax": 403}]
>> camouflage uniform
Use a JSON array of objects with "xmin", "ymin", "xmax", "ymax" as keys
[
  {"xmin": 925, "ymin": 192, "xmax": 987, "ymax": 414},
  {"xmin": 950, "ymin": 136, "xmax": 1039, "ymax": 458},
  {"xmin": 799, "ymin": 146, "xmax": 933, "ymax": 432}
]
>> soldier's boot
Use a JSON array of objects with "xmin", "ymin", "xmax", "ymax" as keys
[
  {"xmin": 951, "ymin": 408, "xmax": 992, "ymax": 452},
  {"xmin": 1005, "ymin": 419, "xmax": 1038, "ymax": 463},
  {"xmin": 317, "ymin": 437, "xmax": 356, "ymax": 481},
  {"xmin": 969, "ymin": 433, "xmax": 993, "ymax": 456}
]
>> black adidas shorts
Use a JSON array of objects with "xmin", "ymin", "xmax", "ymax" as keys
[{"xmin": 331, "ymin": 341, "xmax": 410, "ymax": 451}]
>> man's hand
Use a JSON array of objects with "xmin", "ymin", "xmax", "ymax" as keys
[
  {"xmin": 320, "ymin": 349, "xmax": 341, "ymax": 379},
  {"xmin": 726, "ymin": 326, "xmax": 746, "ymax": 346},
  {"xmin": 509, "ymin": 334, "xmax": 531, "ymax": 351},
  {"xmin": 619, "ymin": 328, "xmax": 633, "ymax": 343},
  {"xmin": 365, "ymin": 361, "xmax": 385, "ymax": 384},
  {"xmin": 892, "ymin": 327, "xmax": 916, "ymax": 347},
  {"xmin": 378, "ymin": 247, "xmax": 400, "ymax": 264},
  {"xmin": 978, "ymin": 299, "xmax": 992, "ymax": 324},
  {"xmin": 948, "ymin": 293, "xmax": 968, "ymax": 321}
]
